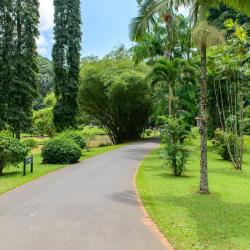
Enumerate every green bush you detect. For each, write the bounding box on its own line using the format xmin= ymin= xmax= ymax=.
xmin=0 ymin=132 xmax=28 ymax=175
xmin=160 ymin=116 xmax=191 ymax=176
xmin=22 ymin=139 xmax=38 ymax=152
xmin=214 ymin=129 xmax=240 ymax=162
xmin=57 ymin=131 xmax=86 ymax=149
xmin=144 ymin=129 xmax=153 ymax=137
xmin=42 ymin=138 xmax=82 ymax=164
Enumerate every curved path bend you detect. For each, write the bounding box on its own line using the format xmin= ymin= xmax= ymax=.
xmin=0 ymin=140 xmax=168 ymax=250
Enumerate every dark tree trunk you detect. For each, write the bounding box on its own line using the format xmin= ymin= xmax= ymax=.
xmin=199 ymin=42 xmax=209 ymax=194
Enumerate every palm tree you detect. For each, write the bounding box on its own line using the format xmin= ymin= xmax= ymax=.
xmin=148 ymin=57 xmax=197 ymax=173
xmin=149 ymin=58 xmax=177 ymax=117
xmin=132 ymin=26 xmax=166 ymax=65
xmin=130 ymin=0 xmax=250 ymax=194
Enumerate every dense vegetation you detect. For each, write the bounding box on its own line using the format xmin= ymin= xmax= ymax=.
xmin=0 ymin=0 xmax=39 ymax=138
xmin=79 ymin=56 xmax=152 ymax=144
xmin=0 ymin=0 xmax=250 ymax=248
xmin=130 ymin=0 xmax=250 ymax=192
xmin=52 ymin=0 xmax=82 ymax=131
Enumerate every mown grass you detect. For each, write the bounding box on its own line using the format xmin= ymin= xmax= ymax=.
xmin=136 ymin=130 xmax=250 ymax=250
xmin=0 ymin=144 xmax=125 ymax=195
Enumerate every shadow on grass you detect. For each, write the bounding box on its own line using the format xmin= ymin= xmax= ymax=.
xmin=141 ymin=191 xmax=250 ymax=248
xmin=157 ymin=172 xmax=194 ymax=179
xmin=0 ymin=171 xmax=22 ymax=178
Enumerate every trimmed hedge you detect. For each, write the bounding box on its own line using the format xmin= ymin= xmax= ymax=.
xmin=42 ymin=138 xmax=81 ymax=164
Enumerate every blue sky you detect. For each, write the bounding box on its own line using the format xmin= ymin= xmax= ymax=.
xmin=38 ymin=0 xmax=139 ymax=59
xmin=38 ymin=1 xmax=189 ymax=59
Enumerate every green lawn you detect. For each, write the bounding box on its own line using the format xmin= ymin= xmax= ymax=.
xmin=136 ymin=130 xmax=250 ymax=250
xmin=0 ymin=144 xmax=125 ymax=195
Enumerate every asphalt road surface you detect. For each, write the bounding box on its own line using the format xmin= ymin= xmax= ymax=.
xmin=0 ymin=140 xmax=168 ymax=250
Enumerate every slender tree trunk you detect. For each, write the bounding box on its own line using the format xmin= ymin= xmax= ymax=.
xmin=199 ymin=42 xmax=209 ymax=194
xmin=168 ymin=82 xmax=177 ymax=174
xmin=168 ymin=83 xmax=174 ymax=117
xmin=0 ymin=166 xmax=3 ymax=176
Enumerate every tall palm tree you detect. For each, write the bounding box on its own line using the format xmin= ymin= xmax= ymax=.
xmin=130 ymin=0 xmax=250 ymax=194
xmin=148 ymin=57 xmax=197 ymax=172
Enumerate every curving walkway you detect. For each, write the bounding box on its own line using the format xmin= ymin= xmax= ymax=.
xmin=0 ymin=140 xmax=168 ymax=250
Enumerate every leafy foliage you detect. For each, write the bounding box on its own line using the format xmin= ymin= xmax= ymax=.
xmin=159 ymin=116 xmax=191 ymax=176
xmin=53 ymin=0 xmax=82 ymax=131
xmin=33 ymin=108 xmax=55 ymax=138
xmin=214 ymin=129 xmax=241 ymax=162
xmin=37 ymin=55 xmax=54 ymax=97
xmin=42 ymin=138 xmax=81 ymax=164
xmin=22 ymin=138 xmax=38 ymax=152
xmin=0 ymin=131 xmax=28 ymax=175
xmin=57 ymin=131 xmax=86 ymax=149
xmin=79 ymin=57 xmax=152 ymax=144
xmin=0 ymin=0 xmax=39 ymax=138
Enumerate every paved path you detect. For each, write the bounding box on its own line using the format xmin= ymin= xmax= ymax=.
xmin=0 ymin=140 xmax=167 ymax=250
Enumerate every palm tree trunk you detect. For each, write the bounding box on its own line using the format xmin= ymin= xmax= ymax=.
xmin=168 ymin=83 xmax=174 ymax=117
xmin=199 ymin=42 xmax=209 ymax=194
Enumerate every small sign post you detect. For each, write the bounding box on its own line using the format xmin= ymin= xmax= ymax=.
xmin=23 ymin=156 xmax=34 ymax=176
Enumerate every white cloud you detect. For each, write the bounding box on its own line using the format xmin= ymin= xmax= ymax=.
xmin=37 ymin=0 xmax=54 ymax=57
xmin=37 ymin=35 xmax=49 ymax=56
xmin=39 ymin=0 xmax=54 ymax=32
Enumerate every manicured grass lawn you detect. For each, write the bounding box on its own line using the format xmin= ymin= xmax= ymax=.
xmin=0 ymin=144 xmax=125 ymax=195
xmin=136 ymin=130 xmax=250 ymax=250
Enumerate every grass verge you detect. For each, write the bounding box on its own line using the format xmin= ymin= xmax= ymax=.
xmin=136 ymin=133 xmax=250 ymax=250
xmin=0 ymin=144 xmax=125 ymax=195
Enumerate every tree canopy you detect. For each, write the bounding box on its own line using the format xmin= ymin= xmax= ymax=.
xmin=78 ymin=56 xmax=152 ymax=144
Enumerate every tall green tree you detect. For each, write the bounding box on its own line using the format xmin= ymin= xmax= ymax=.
xmin=0 ymin=0 xmax=39 ymax=138
xmin=79 ymin=57 xmax=152 ymax=144
xmin=0 ymin=1 xmax=14 ymax=129
xmin=130 ymin=0 xmax=250 ymax=194
xmin=52 ymin=0 xmax=82 ymax=131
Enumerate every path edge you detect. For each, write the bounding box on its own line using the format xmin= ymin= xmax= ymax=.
xmin=133 ymin=148 xmax=174 ymax=250
xmin=0 ymin=144 xmax=126 ymax=197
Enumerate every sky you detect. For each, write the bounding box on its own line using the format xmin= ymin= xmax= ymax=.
xmin=38 ymin=0 xmax=189 ymax=59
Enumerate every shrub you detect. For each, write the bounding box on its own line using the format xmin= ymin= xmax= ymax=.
xmin=42 ymin=138 xmax=81 ymax=164
xmin=214 ymin=129 xmax=240 ymax=162
xmin=144 ymin=129 xmax=153 ymax=137
xmin=22 ymin=139 xmax=38 ymax=152
xmin=57 ymin=131 xmax=86 ymax=149
xmin=0 ymin=132 xmax=28 ymax=175
xmin=162 ymin=143 xmax=190 ymax=176
xmin=160 ymin=116 xmax=191 ymax=176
